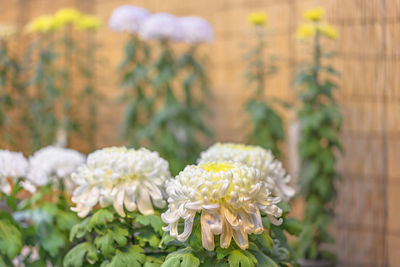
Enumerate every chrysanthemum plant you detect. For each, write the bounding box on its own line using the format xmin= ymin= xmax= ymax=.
xmin=245 ymin=13 xmax=284 ymax=157
xmin=141 ymin=14 xmax=214 ymax=175
xmin=24 ymin=9 xmax=102 ymax=150
xmin=109 ymin=6 xmax=154 ymax=148
xmin=65 ymin=144 xmax=300 ymax=267
xmin=112 ymin=8 xmax=214 ymax=175
xmin=64 ymin=147 xmax=170 ymax=267
xmin=294 ymin=8 xmax=342 ymax=262
xmin=0 ymin=147 xmax=85 ymax=266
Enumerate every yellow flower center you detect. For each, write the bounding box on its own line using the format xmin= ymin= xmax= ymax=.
xmin=200 ymin=162 xmax=234 ymax=172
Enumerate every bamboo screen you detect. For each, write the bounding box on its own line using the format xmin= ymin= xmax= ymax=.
xmin=1 ymin=0 xmax=399 ymax=266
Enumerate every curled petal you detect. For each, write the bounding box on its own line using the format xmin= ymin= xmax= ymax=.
xmin=177 ymin=216 xmax=194 ymax=242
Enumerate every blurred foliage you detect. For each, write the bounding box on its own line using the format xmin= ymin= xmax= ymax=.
xmin=119 ymin=39 xmax=213 ymax=175
xmin=244 ymin=26 xmax=284 ymax=158
xmin=0 ymin=39 xmax=24 ymax=148
xmin=24 ymin=34 xmax=61 ymax=151
xmin=118 ymin=35 xmax=153 ymax=148
xmin=0 ymin=180 xmax=79 ymax=266
xmin=294 ymin=21 xmax=342 ymax=261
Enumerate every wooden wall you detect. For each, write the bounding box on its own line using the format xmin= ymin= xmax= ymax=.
xmin=1 ymin=0 xmax=399 ymax=266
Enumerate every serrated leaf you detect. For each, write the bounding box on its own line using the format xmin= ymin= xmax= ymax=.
xmin=94 ymin=226 xmax=129 ymax=257
xmin=0 ymin=219 xmax=22 ymax=258
xmin=70 ymin=218 xmax=90 ymax=241
xmin=228 ymin=250 xmax=256 ymax=267
xmin=63 ymin=242 xmax=98 ymax=267
xmin=135 ymin=214 xmax=164 ymax=234
xmin=108 ymin=245 xmax=146 ymax=267
xmin=88 ymin=209 xmax=114 ymax=231
xmin=162 ymin=248 xmax=200 ymax=267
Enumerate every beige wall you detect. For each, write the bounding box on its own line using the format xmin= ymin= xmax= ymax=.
xmin=1 ymin=0 xmax=399 ymax=266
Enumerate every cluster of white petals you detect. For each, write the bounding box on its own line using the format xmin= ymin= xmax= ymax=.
xmin=198 ymin=143 xmax=295 ymax=200
xmin=139 ymin=13 xmax=183 ymax=41
xmin=71 ymin=147 xmax=170 ymax=217
xmin=162 ymin=162 xmax=282 ymax=251
xmin=178 ymin=16 xmax=214 ymax=44
xmin=0 ymin=150 xmax=28 ymax=195
xmin=26 ymin=146 xmax=85 ymax=188
xmin=108 ymin=5 xmax=149 ymax=33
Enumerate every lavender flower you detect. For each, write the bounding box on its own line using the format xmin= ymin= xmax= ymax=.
xmin=139 ymin=13 xmax=183 ymax=41
xmin=178 ymin=16 xmax=214 ymax=44
xmin=108 ymin=5 xmax=150 ymax=33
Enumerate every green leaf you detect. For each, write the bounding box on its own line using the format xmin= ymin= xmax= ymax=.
xmin=42 ymin=229 xmax=65 ymax=257
xmin=228 ymin=250 xmax=257 ymax=267
xmin=136 ymin=228 xmax=161 ymax=248
xmin=108 ymin=245 xmax=146 ymax=267
xmin=255 ymin=232 xmax=274 ymax=253
xmin=134 ymin=214 xmax=163 ymax=234
xmin=94 ymin=226 xmax=129 ymax=257
xmin=70 ymin=218 xmax=90 ymax=241
xmin=283 ymin=218 xmax=302 ymax=236
xmin=57 ymin=210 xmax=79 ymax=231
xmin=88 ymin=209 xmax=114 ymax=231
xmin=63 ymin=242 xmax=98 ymax=267
xmin=144 ymin=255 xmax=164 ymax=267
xmin=162 ymin=248 xmax=200 ymax=267
xmin=0 ymin=219 xmax=22 ymax=259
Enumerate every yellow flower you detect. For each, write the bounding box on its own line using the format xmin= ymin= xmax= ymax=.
xmin=75 ymin=15 xmax=102 ymax=31
xmin=296 ymin=23 xmax=316 ymax=40
xmin=248 ymin=12 xmax=267 ymax=26
xmin=53 ymin=8 xmax=82 ymax=27
xmin=318 ymin=23 xmax=338 ymax=39
xmin=303 ymin=7 xmax=325 ymax=22
xmin=26 ymin=15 xmax=61 ymax=34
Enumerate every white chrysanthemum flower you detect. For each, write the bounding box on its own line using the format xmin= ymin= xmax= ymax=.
xmin=108 ymin=5 xmax=150 ymax=33
xmin=71 ymin=147 xmax=171 ymax=218
xmin=198 ymin=143 xmax=295 ymax=200
xmin=0 ymin=150 xmax=28 ymax=195
xmin=162 ymin=162 xmax=282 ymax=251
xmin=139 ymin=13 xmax=183 ymax=41
xmin=178 ymin=16 xmax=214 ymax=44
xmin=26 ymin=146 xmax=85 ymax=188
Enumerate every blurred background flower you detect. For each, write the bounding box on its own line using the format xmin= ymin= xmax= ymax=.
xmin=178 ymin=16 xmax=214 ymax=44
xmin=139 ymin=13 xmax=183 ymax=41
xmin=108 ymin=5 xmax=149 ymax=33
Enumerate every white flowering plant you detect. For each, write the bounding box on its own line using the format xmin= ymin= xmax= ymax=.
xmin=0 ymin=147 xmax=85 ymax=266
xmin=63 ymin=144 xmax=300 ymax=267
xmin=112 ymin=6 xmax=214 ymax=175
xmin=64 ymin=147 xmax=171 ymax=267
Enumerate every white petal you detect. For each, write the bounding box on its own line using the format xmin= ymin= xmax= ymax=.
xmin=201 ymin=212 xmax=215 ymax=251
xmin=177 ymin=216 xmax=194 ymax=242
xmin=124 ymin=192 xmax=137 ymax=212
xmin=137 ymin=187 xmax=154 ymax=215
xmin=161 ymin=209 xmax=180 ymax=224
xmin=113 ymin=189 xmax=125 ymax=217
xmin=220 ymin=218 xmax=232 ymax=248
xmin=232 ymin=228 xmax=249 ymax=250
